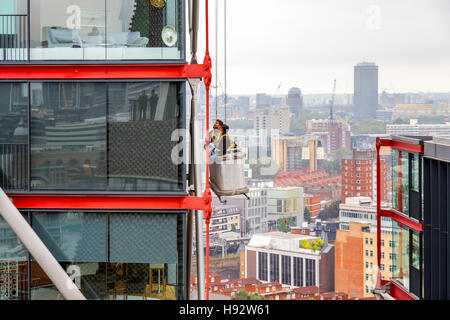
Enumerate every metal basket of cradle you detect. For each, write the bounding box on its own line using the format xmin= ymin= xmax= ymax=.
xmin=209 ymin=150 xmax=249 ymax=201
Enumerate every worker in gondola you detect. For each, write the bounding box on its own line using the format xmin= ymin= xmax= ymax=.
xmin=215 ymin=123 xmax=234 ymax=156
xmin=210 ymin=119 xmax=223 ymax=144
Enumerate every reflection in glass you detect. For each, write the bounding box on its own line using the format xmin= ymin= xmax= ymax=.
xmin=107 ymin=82 xmax=184 ymax=192
xmin=392 ymin=222 xmax=410 ymax=290
xmin=392 ymin=149 xmax=399 ymax=211
xmin=411 ymin=231 xmax=420 ymax=269
xmin=30 ymin=82 xmax=107 ymax=190
xmin=401 ymin=152 xmax=409 ymax=214
xmin=281 ymin=255 xmax=291 ymax=285
xmin=411 ymin=153 xmax=419 ymax=192
xmin=28 ymin=81 xmax=184 ymax=192
xmin=28 ymin=212 xmax=185 ymax=300
xmin=0 ymin=214 xmax=29 ymax=300
xmin=0 ymin=83 xmax=28 ymax=191
xmin=32 ymin=212 xmax=108 ymax=262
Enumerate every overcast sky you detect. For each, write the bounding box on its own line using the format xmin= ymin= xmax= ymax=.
xmin=191 ymin=0 xmax=450 ymax=95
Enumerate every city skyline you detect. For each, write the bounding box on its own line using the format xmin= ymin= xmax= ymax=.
xmin=193 ymin=0 xmax=450 ymax=95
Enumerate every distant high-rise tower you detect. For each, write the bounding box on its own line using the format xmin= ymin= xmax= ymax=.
xmin=256 ymin=93 xmax=271 ymax=108
xmin=354 ymin=62 xmax=378 ymax=119
xmin=286 ymin=87 xmax=303 ymax=118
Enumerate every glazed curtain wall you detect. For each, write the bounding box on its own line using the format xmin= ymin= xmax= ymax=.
xmin=391 ymin=149 xmax=422 ymax=221
xmin=0 ymin=212 xmax=185 ymax=300
xmin=0 ymin=0 xmax=185 ymax=61
xmin=0 ymin=81 xmax=185 ymax=193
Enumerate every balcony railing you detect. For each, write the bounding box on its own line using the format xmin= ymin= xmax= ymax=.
xmin=0 ymin=144 xmax=28 ymax=191
xmin=0 ymin=15 xmax=29 ymax=62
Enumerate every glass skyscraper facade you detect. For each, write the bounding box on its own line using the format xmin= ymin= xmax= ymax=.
xmin=0 ymin=0 xmax=189 ymax=300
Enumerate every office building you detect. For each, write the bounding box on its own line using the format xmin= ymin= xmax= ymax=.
xmin=256 ymin=93 xmax=271 ymax=108
xmin=222 ymin=189 xmax=268 ymax=236
xmin=286 ymin=87 xmax=304 ymax=118
xmin=354 ymin=62 xmax=379 ymax=119
xmin=376 ymin=136 xmax=450 ymax=300
xmin=265 ymin=187 xmax=304 ymax=232
xmin=244 ymin=231 xmax=335 ymax=292
xmin=341 ymin=150 xmax=388 ymax=204
xmin=254 ymin=106 xmax=290 ymax=137
xmin=306 ymin=119 xmax=351 ymax=156
xmin=387 ymin=120 xmax=450 ymax=137
xmin=335 ymin=221 xmax=393 ymax=299
xmin=391 ymin=103 xmax=450 ymax=121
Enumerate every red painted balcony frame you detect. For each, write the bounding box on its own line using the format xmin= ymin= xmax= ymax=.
xmin=376 ymin=137 xmax=424 ymax=300
xmin=8 ymin=194 xmax=210 ymax=212
xmin=0 ymin=64 xmax=206 ymax=80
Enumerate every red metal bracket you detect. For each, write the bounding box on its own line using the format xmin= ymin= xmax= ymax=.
xmin=389 ymin=280 xmax=419 ymax=300
xmin=379 ymin=138 xmax=424 ymax=153
xmin=381 ymin=209 xmax=424 ymax=232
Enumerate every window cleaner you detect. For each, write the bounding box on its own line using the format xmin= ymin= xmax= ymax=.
xmin=208 ymin=122 xmax=249 ymax=202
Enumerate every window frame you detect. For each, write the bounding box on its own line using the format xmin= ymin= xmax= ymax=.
xmin=0 ymin=0 xmax=187 ymax=64
xmin=1 ymin=78 xmax=187 ymax=195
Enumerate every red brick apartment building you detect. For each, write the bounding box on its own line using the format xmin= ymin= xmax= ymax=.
xmin=304 ymin=194 xmax=322 ymax=218
xmin=341 ymin=150 xmax=388 ymax=203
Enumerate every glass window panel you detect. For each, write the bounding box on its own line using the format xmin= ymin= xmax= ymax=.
xmin=30 ymin=82 xmax=107 ymax=190
xmin=392 ymin=149 xmax=399 ymax=211
xmin=0 ymin=213 xmax=29 ymax=300
xmin=0 ymin=214 xmax=28 ymax=261
xmin=281 ymin=255 xmax=291 ymax=285
xmin=109 ymin=213 xmax=178 ymax=264
xmin=269 ymin=253 xmax=279 ymax=283
xmin=411 ymin=153 xmax=419 ymax=192
xmin=411 ymin=231 xmax=420 ymax=269
xmin=105 ymin=0 xmax=184 ymax=60
xmin=401 ymin=152 xmax=409 ymax=214
xmin=392 ymin=221 xmax=410 ymax=290
xmin=28 ymin=0 xmax=184 ymax=61
xmin=30 ymin=260 xmax=63 ymax=300
xmin=30 ymin=0 xmax=106 ymax=60
xmin=32 ymin=212 xmax=107 ymax=262
xmin=0 ymin=0 xmax=27 ymax=15
xmin=107 ymin=82 xmax=184 ymax=192
xmin=0 ymin=83 xmax=28 ymax=191
xmin=305 ymin=258 xmax=316 ymax=286
xmin=293 ymin=257 xmax=303 ymax=287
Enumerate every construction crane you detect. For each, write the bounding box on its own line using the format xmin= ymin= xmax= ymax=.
xmin=329 ymin=79 xmax=336 ymax=121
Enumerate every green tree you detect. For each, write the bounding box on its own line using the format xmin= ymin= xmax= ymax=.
xmin=249 ymin=292 xmax=265 ymax=300
xmin=235 ymin=290 xmax=248 ymax=300
xmin=311 ymin=238 xmax=324 ymax=251
xmin=231 ymin=223 xmax=237 ymax=232
xmin=393 ymin=118 xmax=409 ymax=124
xmin=318 ymin=200 xmax=341 ymax=220
xmin=323 ymin=148 xmax=352 ymax=175
xmin=351 ymin=119 xmax=386 ymax=135
xmin=304 ymin=207 xmax=311 ymax=223
xmin=277 ymin=217 xmax=295 ymax=233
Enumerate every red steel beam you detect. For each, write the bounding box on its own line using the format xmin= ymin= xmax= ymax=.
xmin=381 ymin=209 xmax=424 ymax=232
xmin=389 ymin=280 xmax=419 ymax=300
xmin=8 ymin=194 xmax=208 ymax=212
xmin=0 ymin=64 xmax=205 ymax=80
xmin=380 ymin=138 xmax=424 ymax=153
xmin=376 ymin=138 xmax=382 ymax=269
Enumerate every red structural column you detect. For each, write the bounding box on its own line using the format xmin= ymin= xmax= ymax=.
xmin=203 ymin=0 xmax=213 ymax=301
xmin=376 ymin=138 xmax=382 ymax=269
